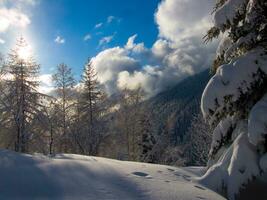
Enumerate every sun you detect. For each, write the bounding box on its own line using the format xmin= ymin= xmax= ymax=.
xmin=17 ymin=45 xmax=32 ymax=61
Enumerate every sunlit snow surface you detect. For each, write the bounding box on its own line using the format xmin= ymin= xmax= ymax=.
xmin=0 ymin=150 xmax=225 ymax=200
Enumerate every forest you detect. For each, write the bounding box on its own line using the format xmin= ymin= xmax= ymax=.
xmin=0 ymin=37 xmax=210 ymax=166
xmin=0 ymin=0 xmax=267 ymax=199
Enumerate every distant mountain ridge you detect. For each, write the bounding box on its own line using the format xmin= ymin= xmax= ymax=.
xmin=145 ymin=69 xmax=211 ymax=144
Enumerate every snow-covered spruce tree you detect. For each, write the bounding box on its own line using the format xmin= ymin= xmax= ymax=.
xmin=186 ymin=114 xmax=212 ymax=166
xmin=138 ymin=113 xmax=156 ymax=163
xmin=198 ymin=0 xmax=267 ymax=199
xmin=0 ymin=37 xmax=44 ymax=152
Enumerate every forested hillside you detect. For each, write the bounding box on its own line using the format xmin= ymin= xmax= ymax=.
xmin=147 ymin=69 xmax=210 ymax=144
xmin=141 ymin=69 xmax=211 ymax=166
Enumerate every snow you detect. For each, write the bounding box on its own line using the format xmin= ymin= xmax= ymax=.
xmin=209 ymin=116 xmax=236 ymax=156
xmin=201 ymin=47 xmax=267 ymax=122
xmin=214 ymin=0 xmax=248 ymax=29
xmin=227 ymin=133 xmax=260 ymax=199
xmin=260 ymin=153 xmax=267 ymax=172
xmin=248 ymin=93 xmax=267 ymax=146
xmin=0 ymin=149 xmax=226 ymax=200
xmin=198 ymin=133 xmax=260 ymax=200
xmin=224 ymin=33 xmax=256 ymax=61
xmin=201 ymin=0 xmax=267 ymax=199
xmin=216 ymin=32 xmax=232 ymax=56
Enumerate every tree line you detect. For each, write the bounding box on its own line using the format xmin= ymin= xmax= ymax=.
xmin=0 ymin=37 xmax=158 ymax=161
xmin=0 ymin=37 xmax=211 ymax=165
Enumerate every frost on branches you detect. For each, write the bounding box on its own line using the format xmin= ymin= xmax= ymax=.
xmin=198 ymin=0 xmax=267 ymax=199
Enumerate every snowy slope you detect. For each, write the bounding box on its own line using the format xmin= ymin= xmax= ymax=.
xmin=0 ymin=150 xmax=225 ymax=200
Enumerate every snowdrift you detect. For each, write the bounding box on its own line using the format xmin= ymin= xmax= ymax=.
xmin=0 ymin=149 xmax=225 ymax=200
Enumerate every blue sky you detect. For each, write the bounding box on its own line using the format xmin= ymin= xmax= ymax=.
xmin=0 ymin=0 xmax=215 ymax=95
xmin=1 ymin=0 xmax=160 ymax=77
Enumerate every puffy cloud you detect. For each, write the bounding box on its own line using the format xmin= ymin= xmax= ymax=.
xmin=0 ymin=8 xmax=30 ymax=32
xmin=117 ymin=67 xmax=160 ymax=95
xmin=0 ymin=0 xmax=38 ymax=33
xmin=38 ymin=74 xmax=54 ymax=94
xmin=91 ymin=47 xmax=140 ymax=94
xmin=54 ymin=36 xmax=65 ymax=44
xmin=125 ymin=34 xmax=146 ymax=54
xmin=92 ymin=34 xmax=215 ymax=97
xmin=91 ymin=0 xmax=217 ymax=97
xmin=155 ymin=0 xmax=214 ymax=42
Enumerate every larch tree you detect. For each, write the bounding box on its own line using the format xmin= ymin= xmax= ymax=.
xmin=52 ymin=63 xmax=75 ymax=152
xmin=199 ymin=0 xmax=267 ymax=199
xmin=115 ymin=87 xmax=151 ymax=161
xmin=79 ymin=60 xmax=105 ymax=155
xmin=0 ymin=37 xmax=44 ymax=153
xmin=42 ymin=100 xmax=60 ymax=155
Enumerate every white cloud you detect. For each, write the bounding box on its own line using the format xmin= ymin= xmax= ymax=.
xmin=107 ymin=16 xmax=115 ymax=23
xmin=125 ymin=34 xmax=146 ymax=53
xmin=91 ymin=47 xmax=139 ymax=94
xmin=90 ymin=0 xmax=218 ymax=97
xmin=54 ymin=36 xmax=65 ymax=44
xmin=0 ymin=0 xmax=38 ymax=33
xmin=99 ymin=35 xmax=114 ymax=46
xmin=117 ymin=70 xmax=155 ymax=92
xmin=0 ymin=8 xmax=31 ymax=32
xmin=95 ymin=23 xmax=103 ymax=29
xmin=0 ymin=72 xmax=54 ymax=94
xmin=93 ymin=35 xmax=216 ymax=97
xmin=155 ymin=0 xmax=213 ymax=42
xmin=83 ymin=34 xmax=91 ymax=41
xmin=38 ymin=74 xmax=54 ymax=94
xmin=0 ymin=38 xmax=5 ymax=44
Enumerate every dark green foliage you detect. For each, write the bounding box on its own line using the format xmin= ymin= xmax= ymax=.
xmin=145 ymin=70 xmax=210 ymax=145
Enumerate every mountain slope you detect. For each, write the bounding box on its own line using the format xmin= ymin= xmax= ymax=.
xmin=146 ymin=69 xmax=210 ymax=144
xmin=0 ymin=149 xmax=225 ymax=200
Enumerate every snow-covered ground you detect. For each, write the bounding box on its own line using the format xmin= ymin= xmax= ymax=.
xmin=0 ymin=149 xmax=225 ymax=200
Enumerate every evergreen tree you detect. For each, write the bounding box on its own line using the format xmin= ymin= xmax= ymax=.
xmin=186 ymin=114 xmax=211 ymax=166
xmin=138 ymin=113 xmax=156 ymax=163
xmin=200 ymin=0 xmax=267 ymax=199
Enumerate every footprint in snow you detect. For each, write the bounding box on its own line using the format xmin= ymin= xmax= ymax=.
xmin=196 ymin=196 xmax=206 ymax=199
xmin=167 ymin=168 xmax=175 ymax=172
xmin=132 ymin=172 xmax=152 ymax=179
xmin=194 ymin=185 xmax=206 ymax=190
xmin=182 ymin=175 xmax=191 ymax=181
xmin=183 ymin=174 xmax=191 ymax=178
